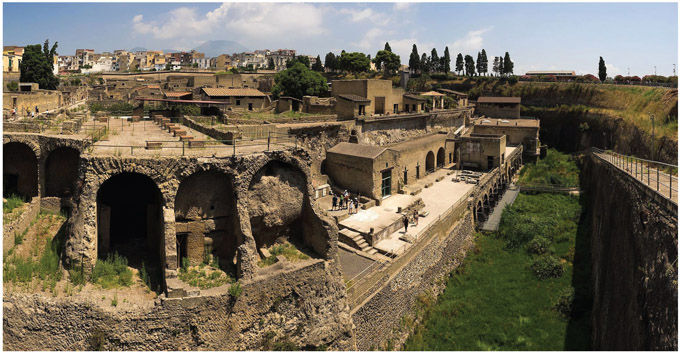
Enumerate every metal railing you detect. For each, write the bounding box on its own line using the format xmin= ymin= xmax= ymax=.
xmin=591 ymin=147 xmax=677 ymax=202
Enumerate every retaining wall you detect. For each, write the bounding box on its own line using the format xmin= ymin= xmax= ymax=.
xmin=3 ymin=197 xmax=41 ymax=252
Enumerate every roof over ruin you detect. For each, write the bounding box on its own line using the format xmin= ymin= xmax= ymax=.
xmin=477 ymin=96 xmax=521 ymax=104
xmin=419 ymin=91 xmax=445 ymax=97
xmin=473 ymin=118 xmax=539 ymax=127
xmin=337 ymin=94 xmax=371 ymax=103
xmin=202 ymin=88 xmax=266 ymax=97
xmin=403 ymin=94 xmax=427 ymax=101
xmin=164 ymin=91 xmax=192 ymax=98
xmin=327 ymin=142 xmax=387 ymax=159
xmin=437 ymin=88 xmax=468 ymax=96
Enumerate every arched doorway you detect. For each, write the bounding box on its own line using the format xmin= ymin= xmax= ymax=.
xmin=247 ymin=161 xmax=324 ymax=259
xmin=3 ymin=142 xmax=38 ymax=199
xmin=97 ymin=173 xmax=164 ymax=288
xmin=175 ymin=170 xmax=239 ymax=275
xmin=45 ymin=147 xmax=80 ymax=198
xmin=437 ymin=148 xmax=445 ymax=168
xmin=425 ymin=151 xmax=435 ymax=173
xmin=476 ymin=200 xmax=485 ymax=222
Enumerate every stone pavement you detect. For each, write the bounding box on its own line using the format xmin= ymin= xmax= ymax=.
xmin=480 ymin=185 xmax=520 ymax=232
xmin=373 ymin=169 xmax=475 ymax=257
xmin=338 ymin=248 xmax=377 ymax=280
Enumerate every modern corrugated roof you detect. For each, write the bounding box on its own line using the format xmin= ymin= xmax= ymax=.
xmin=327 ymin=142 xmax=387 ymax=159
xmin=202 ymin=87 xmax=266 ymax=97
xmin=477 ymin=96 xmax=521 ymax=104
xmin=337 ymin=94 xmax=371 ymax=103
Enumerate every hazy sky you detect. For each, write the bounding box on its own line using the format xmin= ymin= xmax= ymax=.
xmin=3 ymin=2 xmax=678 ymax=77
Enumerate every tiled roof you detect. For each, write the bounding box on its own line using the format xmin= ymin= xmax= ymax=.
xmin=202 ymin=88 xmax=266 ymax=97
xmin=419 ymin=91 xmax=445 ymax=96
xmin=328 ymin=142 xmax=387 ymax=159
xmin=164 ymin=91 xmax=192 ymax=98
xmin=477 ymin=96 xmax=521 ymax=104
xmin=337 ymin=94 xmax=371 ymax=103
xmin=437 ymin=88 xmax=468 ymax=96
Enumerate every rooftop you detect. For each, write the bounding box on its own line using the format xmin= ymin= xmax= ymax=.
xmin=437 ymin=88 xmax=468 ymax=96
xmin=477 ymin=96 xmax=521 ymax=104
xmin=403 ymin=94 xmax=427 ymax=101
xmin=327 ymin=142 xmax=387 ymax=159
xmin=337 ymin=94 xmax=371 ymax=103
xmin=419 ymin=91 xmax=445 ymax=97
xmin=164 ymin=91 xmax=192 ymax=98
xmin=202 ymin=88 xmax=266 ymax=97
xmin=388 ymin=133 xmax=447 ymax=152
xmin=474 ymin=118 xmax=540 ymax=128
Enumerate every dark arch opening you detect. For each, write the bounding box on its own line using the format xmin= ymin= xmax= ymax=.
xmin=247 ymin=161 xmax=325 ymax=260
xmin=3 ymin=142 xmax=38 ymax=200
xmin=175 ymin=170 xmax=239 ymax=276
xmin=425 ymin=151 xmax=435 ymax=172
xmin=97 ymin=173 xmax=164 ymax=290
xmin=476 ymin=200 xmax=484 ymax=222
xmin=437 ymin=147 xmax=445 ymax=168
xmin=45 ymin=147 xmax=80 ymax=198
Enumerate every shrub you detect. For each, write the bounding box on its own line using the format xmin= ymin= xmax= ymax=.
xmin=530 ymin=255 xmax=564 ymax=280
xmin=526 ymin=236 xmax=552 ymax=255
xmin=229 ymin=281 xmax=243 ymax=298
xmin=6 ymin=81 xmax=18 ymax=91
xmin=91 ymin=253 xmax=133 ymax=288
xmin=3 ymin=194 xmax=25 ymax=214
xmin=554 ymin=287 xmax=575 ymax=317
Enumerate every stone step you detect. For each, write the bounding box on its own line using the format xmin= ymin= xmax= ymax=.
xmin=356 ymin=240 xmax=369 ymax=249
xmin=339 ymin=228 xmax=360 ymax=239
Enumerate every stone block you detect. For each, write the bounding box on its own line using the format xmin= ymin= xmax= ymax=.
xmin=189 ymin=140 xmax=205 ymax=148
xmin=259 ymin=248 xmax=271 ymax=259
xmin=179 ymin=135 xmax=194 ymax=142
xmin=145 ymin=141 xmax=162 ymax=150
xmin=173 ymin=129 xmax=187 ymax=137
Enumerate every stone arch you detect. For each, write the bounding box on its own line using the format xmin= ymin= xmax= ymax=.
xmin=3 ymin=142 xmax=39 ymax=199
xmin=246 ymin=160 xmax=327 ymax=259
xmin=96 ymin=172 xmax=165 ymax=288
xmin=437 ymin=147 xmax=445 ymax=168
xmin=483 ymin=194 xmax=490 ymax=213
xmin=174 ymin=169 xmax=240 ymax=274
xmin=45 ymin=146 xmax=80 ymax=198
xmin=476 ymin=200 xmax=485 ymax=222
xmin=426 ymin=151 xmax=435 ymax=172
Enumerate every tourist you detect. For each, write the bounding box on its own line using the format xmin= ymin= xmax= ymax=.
xmin=35 ymin=106 xmax=39 ymax=114
xmin=332 ymin=194 xmax=338 ymax=211
xmin=348 ymin=199 xmax=354 ymax=214
xmin=413 ymin=210 xmax=419 ymax=226
xmin=402 ymin=214 xmax=409 ymax=233
xmin=338 ymin=195 xmax=344 ymax=210
xmin=354 ymin=198 xmax=360 ymax=213
xmin=344 ymin=191 xmax=350 ymax=210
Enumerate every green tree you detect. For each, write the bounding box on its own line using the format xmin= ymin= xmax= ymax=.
xmin=455 ymin=53 xmax=464 ymax=75
xmin=409 ymin=44 xmax=420 ymax=74
xmin=464 ymin=55 xmax=475 ymax=76
xmin=503 ymin=52 xmax=514 ymax=75
xmin=430 ymin=48 xmax=439 ymax=73
xmin=492 ymin=56 xmax=500 ymax=76
xmin=598 ymin=56 xmax=607 ymax=82
xmin=165 ymin=63 xmax=172 ymax=71
xmin=373 ymin=50 xmax=401 ymax=76
xmin=498 ymin=55 xmax=505 ymax=76
xmin=442 ymin=47 xmax=451 ymax=74
xmin=20 ymin=40 xmax=59 ymax=90
xmin=6 ymin=81 xmax=18 ymax=91
xmin=271 ymin=62 xmax=328 ymax=100
xmin=267 ymin=58 xmax=275 ymax=70
xmin=476 ymin=52 xmax=482 ymax=76
xmin=384 ymin=42 xmax=392 ymax=52
xmin=338 ymin=52 xmax=370 ymax=73
xmin=480 ymin=49 xmax=488 ymax=76
xmin=286 ymin=55 xmax=311 ymax=69
xmin=312 ymin=55 xmax=324 ymax=72
xmin=420 ymin=53 xmax=428 ymax=74
xmin=324 ymin=52 xmax=337 ymax=72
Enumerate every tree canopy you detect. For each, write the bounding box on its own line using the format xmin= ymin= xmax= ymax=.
xmin=442 ymin=47 xmax=451 ymax=74
xmin=409 ymin=44 xmax=420 ymax=74
xmin=430 ymin=48 xmax=439 ymax=73
xmin=464 ymin=55 xmax=475 ymax=76
xmin=503 ymin=52 xmax=514 ymax=75
xmin=455 ymin=53 xmax=464 ymax=75
xmin=338 ymin=52 xmax=370 ymax=73
xmin=286 ymin=55 xmax=311 ymax=69
xmin=598 ymin=57 xmax=607 ymax=82
xmin=20 ymin=40 xmax=59 ymax=90
xmin=312 ymin=55 xmax=324 ymax=72
xmin=384 ymin=42 xmax=392 ymax=52
xmin=373 ymin=50 xmax=401 ymax=76
xmin=479 ymin=49 xmax=488 ymax=76
xmin=271 ymin=62 xmax=328 ymax=100
xmin=324 ymin=52 xmax=337 ymax=72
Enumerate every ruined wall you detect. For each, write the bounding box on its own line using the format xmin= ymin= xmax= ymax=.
xmin=4 ymin=90 xmax=63 ymax=114
xmin=351 ymin=211 xmax=475 ymax=350
xmin=3 ymin=260 xmax=355 ymax=351
xmin=581 ymin=154 xmax=677 ymax=350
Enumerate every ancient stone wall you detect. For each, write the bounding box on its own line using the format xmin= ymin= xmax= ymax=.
xmin=3 ymin=260 xmax=355 ymax=351
xmin=351 ymin=211 xmax=475 ymax=350
xmin=581 ymin=154 xmax=677 ymax=350
xmin=3 ymin=197 xmax=41 ymax=252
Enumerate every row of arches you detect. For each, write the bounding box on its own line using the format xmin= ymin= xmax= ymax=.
xmin=3 ymin=142 xmax=80 ymax=201
xmin=472 ymin=154 xmax=523 ymax=225
xmin=425 ymin=147 xmax=447 ymax=174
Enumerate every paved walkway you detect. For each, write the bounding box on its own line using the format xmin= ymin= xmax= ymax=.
xmin=596 ymin=152 xmax=678 ymax=203
xmin=374 ymin=169 xmax=475 ymax=256
xmin=480 ymin=186 xmax=520 ymax=232
xmin=338 ymin=248 xmax=376 ymax=280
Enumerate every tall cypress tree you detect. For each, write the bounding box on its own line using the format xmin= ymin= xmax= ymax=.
xmin=492 ymin=56 xmax=500 ymax=76
xmin=312 ymin=55 xmax=324 ymax=72
xmin=20 ymin=39 xmax=59 ymax=90
xmin=324 ymin=52 xmax=336 ymax=72
xmin=598 ymin=56 xmax=607 ymax=82
xmin=384 ymin=42 xmax=392 ymax=52
xmin=480 ymin=49 xmax=488 ymax=76
xmin=430 ymin=48 xmax=439 ymax=73
xmin=476 ymin=52 xmax=482 ymax=76
xmin=498 ymin=56 xmax=505 ymax=76
xmin=420 ymin=53 xmax=428 ymax=73
xmin=455 ymin=53 xmax=464 ymax=75
xmin=464 ymin=55 xmax=475 ymax=76
xmin=443 ymin=47 xmax=451 ymax=74
xmin=409 ymin=44 xmax=420 ymax=74
xmin=503 ymin=52 xmax=513 ymax=75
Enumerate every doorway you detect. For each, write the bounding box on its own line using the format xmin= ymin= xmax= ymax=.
xmin=381 ymin=170 xmax=392 ymax=198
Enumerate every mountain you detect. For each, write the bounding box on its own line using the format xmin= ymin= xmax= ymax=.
xmin=193 ymin=40 xmax=250 ymax=58
xmin=129 ymin=47 xmax=148 ymax=52
xmin=163 ymin=49 xmax=180 ymax=54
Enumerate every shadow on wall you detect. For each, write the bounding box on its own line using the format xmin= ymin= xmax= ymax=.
xmin=3 ymin=142 xmax=38 ymax=199
xmin=246 ymin=160 xmax=331 ymax=260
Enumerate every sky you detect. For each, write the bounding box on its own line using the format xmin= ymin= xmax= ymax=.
xmin=3 ymin=1 xmax=678 ymax=77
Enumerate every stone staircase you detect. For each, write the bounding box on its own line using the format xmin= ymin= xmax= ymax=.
xmin=338 ymin=228 xmax=377 ymax=255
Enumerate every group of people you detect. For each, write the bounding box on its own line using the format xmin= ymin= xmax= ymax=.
xmin=331 ymin=190 xmax=361 ymax=214
xmin=10 ymin=106 xmax=40 ymax=118
xmin=402 ymin=210 xmax=420 ymax=233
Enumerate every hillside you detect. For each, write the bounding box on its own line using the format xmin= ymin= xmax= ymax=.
xmin=193 ymin=40 xmax=250 ymax=57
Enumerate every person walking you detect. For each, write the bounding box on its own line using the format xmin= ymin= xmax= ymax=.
xmin=332 ymin=194 xmax=338 ymax=211
xmin=348 ymin=199 xmax=354 ymax=214
xmin=344 ymin=192 xmax=350 ymax=210
xmin=413 ymin=210 xmax=419 ymax=226
xmin=402 ymin=214 xmax=409 ymax=233
xmin=338 ymin=195 xmax=344 ymax=210
xmin=354 ymin=198 xmax=360 ymax=213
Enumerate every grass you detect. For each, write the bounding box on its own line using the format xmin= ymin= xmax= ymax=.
xmin=178 ymin=258 xmax=234 ymax=290
xmin=90 ymin=253 xmax=133 ymax=289
xmin=518 ymin=149 xmax=580 ymax=187
xmin=404 ymin=192 xmax=591 ymax=351
xmin=3 ymin=194 xmax=26 ymax=224
xmin=257 ymin=241 xmax=310 ymax=267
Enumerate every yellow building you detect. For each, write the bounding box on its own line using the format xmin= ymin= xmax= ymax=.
xmin=3 ymin=46 xmax=23 ymax=73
